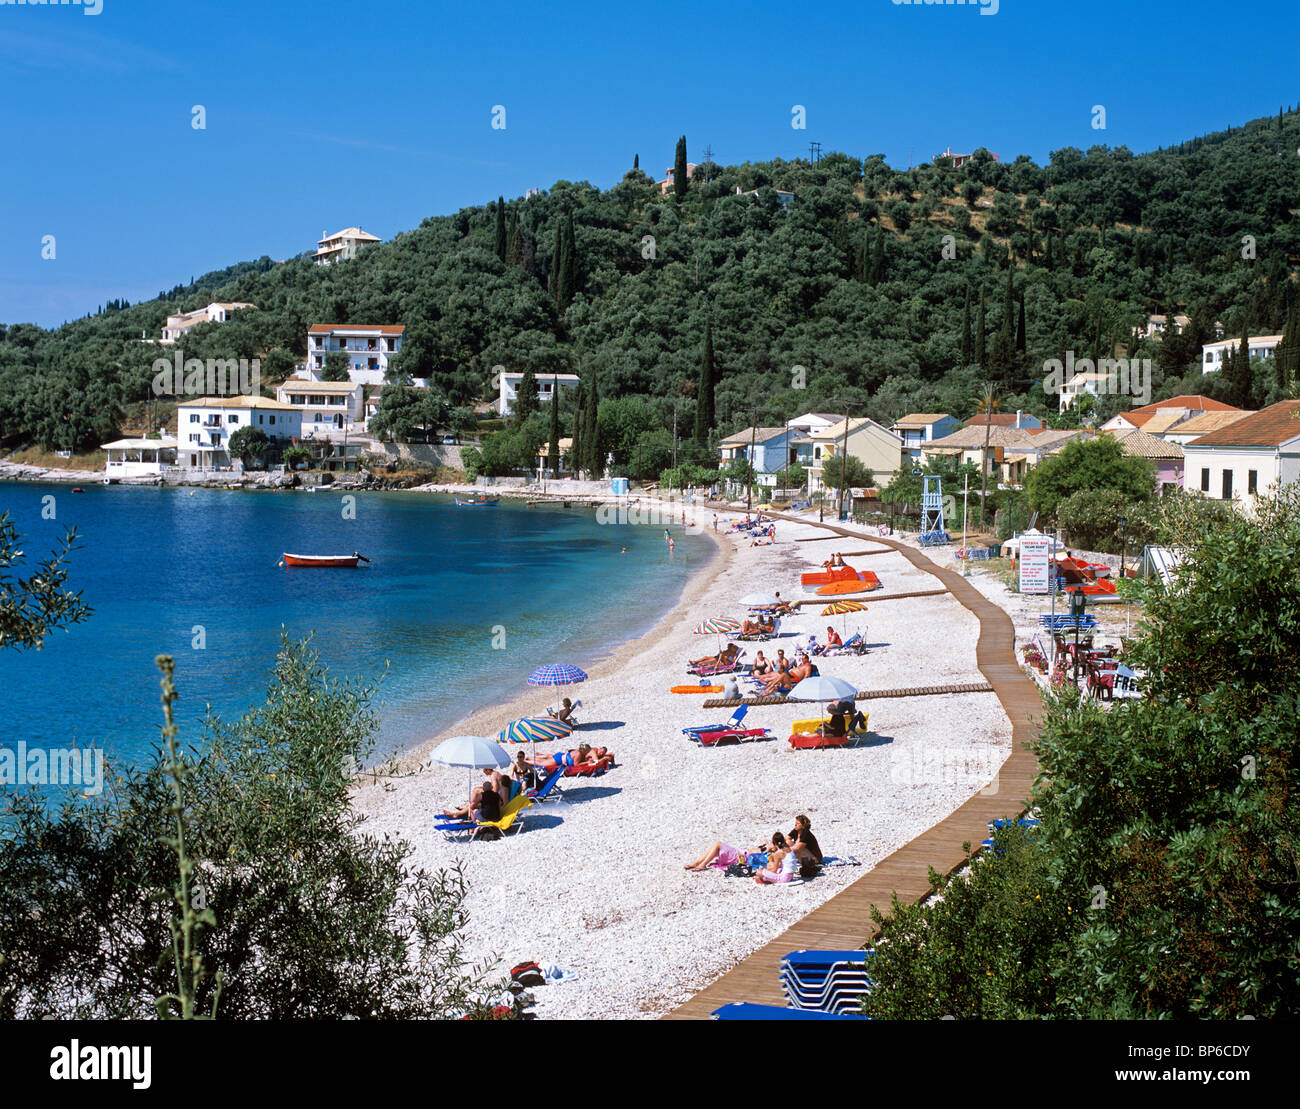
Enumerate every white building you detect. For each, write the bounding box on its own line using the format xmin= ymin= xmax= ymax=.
xmin=1181 ymin=400 xmax=1300 ymax=513
xmin=1201 ymin=334 xmax=1283 ymax=374
xmin=102 ymin=437 xmax=178 ymax=479
xmin=313 ymin=226 xmax=381 ymax=266
xmin=175 ymin=396 xmax=302 ymax=471
xmin=497 ymin=371 xmax=580 ymax=417
xmin=1057 ymin=372 xmax=1112 ymax=412
xmin=159 ymin=301 xmax=255 ymax=344
xmin=276 ymin=378 xmax=365 ymax=440
xmin=306 ymin=324 xmax=412 ymax=387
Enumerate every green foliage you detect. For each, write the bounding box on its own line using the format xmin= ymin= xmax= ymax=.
xmin=227 ymin=425 xmax=269 ymax=468
xmin=321 ymin=351 xmax=350 ymax=382
xmin=282 ymin=444 xmax=312 ymax=471
xmin=1025 ymin=435 xmax=1155 ymax=518
xmin=0 ymin=512 xmax=92 ymax=651
xmin=0 ymin=638 xmax=502 ymax=1018
xmin=368 ymin=387 xmax=450 ymax=443
xmin=513 ymin=366 xmax=538 ymax=427
xmin=821 ymin=453 xmax=873 ymax=491
xmin=864 ymin=483 xmax=1300 ymax=1018
xmin=1054 ymin=488 xmax=1153 ymax=551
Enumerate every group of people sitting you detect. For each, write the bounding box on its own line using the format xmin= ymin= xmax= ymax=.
xmin=684 ymin=814 xmax=824 ymax=884
xmin=750 ymin=650 xmax=818 ymax=694
xmin=740 ymin=614 xmax=776 ymax=636
xmin=815 ymin=699 xmax=867 ymax=737
xmin=821 ymin=552 xmax=849 ymax=571
xmin=442 ymin=744 xmax=614 ymax=823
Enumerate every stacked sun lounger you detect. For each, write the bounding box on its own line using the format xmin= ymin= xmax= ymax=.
xmin=778 ymin=950 xmax=873 ymax=1015
xmin=1038 ymin=613 xmax=1098 ymax=631
xmin=710 ymin=1002 xmax=865 ymax=1020
xmin=980 ymin=816 xmax=1041 ymax=854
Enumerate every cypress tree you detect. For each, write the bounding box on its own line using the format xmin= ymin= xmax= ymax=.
xmin=582 ymin=372 xmax=600 ymax=476
xmin=1277 ymin=288 xmax=1299 ymax=391
xmin=1016 ymin=293 xmax=1027 ymax=353
xmin=976 ymin=285 xmax=987 ymax=371
xmin=633 ymin=153 xmax=639 ymax=170
xmin=571 ymin=384 xmax=583 ymax=474
xmin=1234 ymin=327 xmax=1253 ymax=408
xmin=694 ymin=317 xmax=715 ymax=445
xmin=494 ymin=197 xmax=507 ymax=261
xmin=960 ymin=287 xmax=972 ymax=366
xmin=673 ymin=136 xmax=688 ymax=201
xmin=547 ymin=376 xmax=560 ymax=474
xmin=506 ymin=222 xmax=522 ymax=268
xmin=549 ymin=222 xmax=563 ymax=302
xmin=562 ymin=212 xmax=578 ymax=307
xmin=514 ymin=366 xmax=538 ymax=427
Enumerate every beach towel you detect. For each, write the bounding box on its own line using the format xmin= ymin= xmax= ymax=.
xmin=542 ymin=964 xmax=580 ymax=983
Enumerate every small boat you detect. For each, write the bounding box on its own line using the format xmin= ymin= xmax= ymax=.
xmin=280 ymin=552 xmax=370 ymax=568
xmin=456 ymin=495 xmax=499 ymax=506
xmin=71 ymin=487 xmax=85 ymax=494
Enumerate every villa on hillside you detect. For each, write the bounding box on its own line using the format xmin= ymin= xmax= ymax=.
xmin=175 ymin=396 xmax=302 ymax=471
xmin=1140 ymin=313 xmax=1192 ymax=341
xmin=497 ymin=371 xmax=580 ymax=417
xmin=1182 ymin=400 xmax=1300 ymax=511
xmin=306 ymin=324 xmax=412 ymax=387
xmin=159 ymin=301 xmax=255 ymax=344
xmin=313 ymin=227 xmax=381 ymax=265
xmin=1161 ymin=409 xmax=1255 ymax=446
xmin=1202 ymin=334 xmax=1283 ymax=374
xmin=657 ymin=162 xmax=697 ymax=195
xmin=276 ymin=378 xmax=365 ymax=440
xmin=1100 ymin=395 xmax=1238 ymax=435
xmin=937 ymin=146 xmax=999 ymax=168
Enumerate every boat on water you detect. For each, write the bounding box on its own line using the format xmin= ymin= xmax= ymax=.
xmin=455 ymin=495 xmax=499 ymax=506
xmin=280 ymin=552 xmax=370 ymax=568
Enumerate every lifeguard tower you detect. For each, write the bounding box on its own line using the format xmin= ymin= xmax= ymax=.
xmin=919 ymin=475 xmax=950 ymax=546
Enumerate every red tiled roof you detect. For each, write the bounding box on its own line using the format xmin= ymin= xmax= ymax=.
xmin=1184 ymin=401 xmax=1300 ymax=448
xmin=307 ymin=324 xmax=405 ymax=335
xmin=1130 ymin=394 xmax=1237 ymax=415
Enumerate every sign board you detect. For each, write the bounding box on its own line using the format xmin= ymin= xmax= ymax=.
xmin=1018 ymin=536 xmax=1052 ymax=594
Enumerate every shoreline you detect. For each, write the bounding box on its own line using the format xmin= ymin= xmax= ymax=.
xmin=385 ymin=512 xmax=730 ymax=772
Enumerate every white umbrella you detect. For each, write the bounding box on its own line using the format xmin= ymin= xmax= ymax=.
xmin=428 ymin=734 xmax=512 ymax=801
xmin=740 ymin=592 xmax=780 ymax=608
xmin=787 ymin=674 xmax=859 ymax=730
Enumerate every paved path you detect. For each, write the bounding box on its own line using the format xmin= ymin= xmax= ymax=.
xmin=665 ymin=520 xmax=1042 ymax=1019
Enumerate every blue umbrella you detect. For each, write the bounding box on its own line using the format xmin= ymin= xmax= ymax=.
xmin=527 ymin=664 xmax=588 ymax=687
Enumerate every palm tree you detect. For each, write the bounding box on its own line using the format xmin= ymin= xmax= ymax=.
xmin=975 ymin=385 xmax=1000 ymax=528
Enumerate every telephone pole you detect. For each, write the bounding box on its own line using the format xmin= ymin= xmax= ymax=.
xmin=808 ymin=141 xmax=822 ymax=164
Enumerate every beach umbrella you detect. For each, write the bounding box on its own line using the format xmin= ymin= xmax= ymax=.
xmin=787 ymin=674 xmax=860 ymax=730
xmin=498 ymin=716 xmax=572 ymax=745
xmin=428 ymin=734 xmax=512 ymax=800
xmin=821 ymin=600 xmax=867 ymax=639
xmin=740 ymin=592 xmax=780 ymax=609
xmin=694 ymin=616 xmax=742 ymax=651
xmin=527 ymin=663 xmax=588 ymax=687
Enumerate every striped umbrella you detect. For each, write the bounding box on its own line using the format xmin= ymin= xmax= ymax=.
xmin=499 ymin=716 xmax=572 ymax=744
xmin=527 ymin=663 xmax=588 ymax=686
xmin=821 ymin=599 xmax=867 ymax=639
xmin=694 ymin=616 xmax=742 ymax=652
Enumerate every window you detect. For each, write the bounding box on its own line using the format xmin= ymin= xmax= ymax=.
xmin=1200 ymin=468 xmax=1210 ymax=492
xmin=1222 ymin=470 xmax=1232 ymax=499
xmin=1248 ymin=469 xmax=1257 ymax=494
xmin=227 ymin=414 xmax=239 ymax=424
xmin=190 ymin=414 xmax=199 ymax=423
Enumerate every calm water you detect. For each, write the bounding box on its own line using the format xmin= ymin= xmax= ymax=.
xmin=0 ymin=484 xmax=711 ymax=775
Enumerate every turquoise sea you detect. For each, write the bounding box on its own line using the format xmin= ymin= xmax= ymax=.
xmin=0 ymin=484 xmax=712 ymax=778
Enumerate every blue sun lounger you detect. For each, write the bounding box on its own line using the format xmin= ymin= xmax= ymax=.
xmin=525 ymin=766 xmax=566 ymax=804
xmin=710 ymin=1002 xmax=867 ymax=1020
xmin=682 ymin=704 xmax=749 ymax=738
xmin=980 ymin=817 xmax=1041 ymax=854
xmin=779 ymin=950 xmax=874 ymax=1013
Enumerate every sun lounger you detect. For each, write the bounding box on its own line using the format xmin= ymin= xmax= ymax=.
xmin=980 ymin=817 xmax=1040 ymax=854
xmin=710 ymin=1002 xmax=867 ymax=1020
xmin=736 ymin=618 xmax=781 ymax=641
xmin=436 ymin=794 xmax=533 ymax=842
xmin=694 ymin=727 xmax=772 ymax=747
xmin=525 ymin=766 xmax=566 ymax=803
xmin=562 ymin=758 xmax=614 ymax=778
xmin=779 ymin=949 xmax=874 ymax=1014
xmin=683 ymin=704 xmax=749 ymax=737
xmin=687 ymin=650 xmax=745 ymax=676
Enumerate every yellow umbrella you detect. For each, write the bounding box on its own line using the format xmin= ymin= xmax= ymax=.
xmin=821 ymin=600 xmax=867 ymax=639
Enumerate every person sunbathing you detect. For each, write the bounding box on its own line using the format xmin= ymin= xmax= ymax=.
xmin=685 ymin=831 xmax=784 ymax=872
xmin=825 ymin=626 xmax=843 ymax=648
xmin=751 ymin=651 xmax=773 ymax=676
xmin=771 ymin=593 xmax=796 ymax=615
xmin=741 ymin=617 xmax=764 ymax=635
xmin=527 ymin=744 xmax=614 ymax=774
xmin=787 ymin=815 xmax=823 ymax=877
xmin=690 ymin=642 xmax=739 ymax=668
xmin=757 ymin=654 xmax=812 ymax=694
xmin=547 ymin=697 xmax=575 ymax=725
xmin=442 ymin=770 xmax=504 ymax=822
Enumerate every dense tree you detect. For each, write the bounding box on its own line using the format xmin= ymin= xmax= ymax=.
xmin=513 ymin=366 xmax=538 ymax=427
xmin=321 ymin=351 xmax=350 ymax=382
xmin=494 ymin=197 xmax=507 ymax=262
xmin=227 ymin=425 xmax=269 ymax=469
xmin=694 ymin=317 xmax=715 ymax=446
xmin=673 ymin=136 xmax=688 ymax=201
xmin=1025 ymin=435 xmax=1156 ymax=518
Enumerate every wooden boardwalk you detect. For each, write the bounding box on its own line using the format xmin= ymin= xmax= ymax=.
xmin=665 ymin=522 xmax=1043 ymax=1020
xmin=700 ymin=681 xmax=995 ymax=709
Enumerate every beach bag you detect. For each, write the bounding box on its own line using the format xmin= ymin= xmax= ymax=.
xmin=723 ymin=862 xmax=755 ymax=878
xmin=510 ymin=961 xmax=546 ymax=988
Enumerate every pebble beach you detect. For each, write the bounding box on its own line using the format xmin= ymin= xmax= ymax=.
xmin=351 ymin=507 xmax=1014 ymax=1019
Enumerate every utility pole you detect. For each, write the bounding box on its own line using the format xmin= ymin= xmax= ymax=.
xmin=808 ymin=141 xmax=822 ymax=164
xmin=672 ymin=400 xmax=679 ymax=473
xmin=837 ymin=403 xmax=852 ymax=521
xmin=962 ymin=472 xmax=970 ymax=577
xmin=746 ymin=409 xmax=759 ymax=512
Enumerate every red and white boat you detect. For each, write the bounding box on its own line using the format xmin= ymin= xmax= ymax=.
xmin=280 ymin=552 xmax=369 ymax=568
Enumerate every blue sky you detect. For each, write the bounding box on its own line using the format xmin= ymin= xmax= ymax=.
xmin=2 ymin=0 xmax=1296 ymax=328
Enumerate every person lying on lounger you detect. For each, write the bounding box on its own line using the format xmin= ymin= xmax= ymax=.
xmin=526 ymin=744 xmax=614 ymax=774
xmin=689 ymin=642 xmax=740 ymax=668
xmin=758 ymin=654 xmax=813 ymax=694
xmin=771 ymin=593 xmax=796 ymax=615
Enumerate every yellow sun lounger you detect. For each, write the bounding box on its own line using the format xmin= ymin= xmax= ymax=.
xmin=791 ymin=715 xmax=870 ymax=737
xmin=436 ymin=793 xmax=533 ymax=842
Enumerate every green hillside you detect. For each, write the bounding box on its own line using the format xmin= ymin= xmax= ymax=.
xmin=4 ymin=107 xmax=1300 ymax=466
